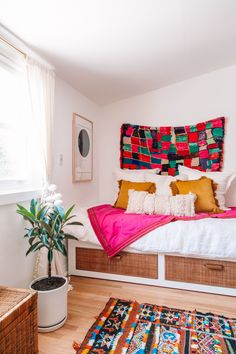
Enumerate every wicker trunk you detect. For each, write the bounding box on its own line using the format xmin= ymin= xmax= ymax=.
xmin=0 ymin=287 xmax=38 ymax=354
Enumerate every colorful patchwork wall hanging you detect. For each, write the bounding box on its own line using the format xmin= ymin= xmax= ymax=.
xmin=120 ymin=117 xmax=225 ymax=175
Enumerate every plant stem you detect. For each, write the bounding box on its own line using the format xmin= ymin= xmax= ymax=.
xmin=48 ymin=261 xmax=52 ymax=280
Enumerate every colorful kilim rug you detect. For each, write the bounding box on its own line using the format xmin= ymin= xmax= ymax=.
xmin=120 ymin=117 xmax=225 ymax=175
xmin=74 ymin=298 xmax=236 ymax=353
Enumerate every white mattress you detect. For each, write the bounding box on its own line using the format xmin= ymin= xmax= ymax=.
xmin=68 ymin=207 xmax=236 ymax=260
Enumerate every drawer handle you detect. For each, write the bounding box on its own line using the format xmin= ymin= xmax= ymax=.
xmin=114 ymin=254 xmax=122 ymax=260
xmin=205 ymin=263 xmax=224 ymax=271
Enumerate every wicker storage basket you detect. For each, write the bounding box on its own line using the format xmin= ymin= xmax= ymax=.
xmin=0 ymin=287 xmax=38 ymax=354
xmin=76 ymin=247 xmax=158 ymax=278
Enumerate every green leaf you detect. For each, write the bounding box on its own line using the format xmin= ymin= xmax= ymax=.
xmin=24 ymin=228 xmax=34 ymax=238
xmin=29 ymin=235 xmax=37 ymax=245
xmin=39 ymin=220 xmax=52 ymax=236
xmin=62 ymin=215 xmax=75 ymax=224
xmin=30 ymin=199 xmax=36 ymax=215
xmin=31 ymin=241 xmax=42 ymax=251
xmin=25 ymin=241 xmax=41 ymax=256
xmin=37 ymin=205 xmax=48 ymax=220
xmin=63 ymin=205 xmax=75 ymax=221
xmin=51 ymin=210 xmax=63 ymax=223
xmin=32 ymin=243 xmax=44 ymax=252
xmin=58 ymin=232 xmax=65 ymax=240
xmin=64 ymin=233 xmax=78 ymax=241
xmin=26 ymin=246 xmax=33 ymax=256
xmin=66 ymin=221 xmax=83 ymax=226
xmin=54 ymin=239 xmax=66 ymax=255
xmin=27 ymin=228 xmax=35 ymax=237
xmin=17 ymin=204 xmax=35 ymax=218
xmin=16 ymin=204 xmax=25 ymax=211
xmin=54 ymin=205 xmax=65 ymax=219
xmin=40 ymin=234 xmax=49 ymax=247
xmin=16 ymin=209 xmax=35 ymax=224
xmin=52 ymin=215 xmax=60 ymax=233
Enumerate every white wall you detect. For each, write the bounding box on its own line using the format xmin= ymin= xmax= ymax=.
xmin=0 ymin=77 xmax=100 ymax=288
xmin=99 ymin=64 xmax=236 ymax=204
xmin=0 ymin=202 xmax=36 ymax=288
xmin=52 ymin=77 xmax=100 ymax=208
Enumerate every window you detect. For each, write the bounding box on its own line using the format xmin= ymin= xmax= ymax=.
xmin=0 ymin=41 xmax=43 ymax=195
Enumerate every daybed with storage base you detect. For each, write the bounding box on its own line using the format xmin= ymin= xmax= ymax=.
xmin=68 ymin=161 xmax=236 ymax=297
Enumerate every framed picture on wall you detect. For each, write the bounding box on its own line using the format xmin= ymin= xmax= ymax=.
xmin=72 ymin=113 xmax=93 ymax=182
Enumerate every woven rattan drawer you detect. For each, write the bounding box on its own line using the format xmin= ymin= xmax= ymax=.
xmin=0 ymin=287 xmax=38 ymax=354
xmin=76 ymin=247 xmax=158 ymax=279
xmin=165 ymin=256 xmax=236 ymax=288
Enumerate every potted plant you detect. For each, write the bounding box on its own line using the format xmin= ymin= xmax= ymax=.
xmin=16 ymin=190 xmax=81 ymax=332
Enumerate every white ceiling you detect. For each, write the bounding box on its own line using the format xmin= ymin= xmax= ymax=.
xmin=1 ymin=0 xmax=236 ymax=105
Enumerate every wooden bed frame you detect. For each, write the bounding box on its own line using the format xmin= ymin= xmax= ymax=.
xmin=68 ymin=240 xmax=236 ymax=296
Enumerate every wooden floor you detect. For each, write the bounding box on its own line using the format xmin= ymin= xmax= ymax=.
xmin=39 ymin=276 xmax=236 ymax=354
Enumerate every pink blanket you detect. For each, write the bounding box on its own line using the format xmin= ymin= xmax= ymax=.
xmin=88 ymin=205 xmax=236 ymax=257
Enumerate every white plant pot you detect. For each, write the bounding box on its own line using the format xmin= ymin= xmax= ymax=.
xmin=29 ymin=275 xmax=68 ymax=333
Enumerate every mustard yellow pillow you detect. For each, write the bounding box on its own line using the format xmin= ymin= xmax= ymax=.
xmin=114 ymin=180 xmax=156 ymax=209
xmin=170 ymin=176 xmax=222 ymax=213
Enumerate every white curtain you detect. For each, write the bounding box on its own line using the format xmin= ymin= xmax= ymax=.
xmin=33 ymin=248 xmax=67 ymax=279
xmin=26 ymin=57 xmax=54 ymax=183
xmin=26 ymin=57 xmax=66 ymax=278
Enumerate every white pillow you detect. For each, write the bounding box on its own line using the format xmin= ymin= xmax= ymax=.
xmin=126 ymin=190 xmax=196 ymax=217
xmin=144 ymin=173 xmax=188 ymax=196
xmin=135 ymin=168 xmax=160 ymax=174
xmin=113 ymin=168 xmax=146 ymax=202
xmin=143 ymin=193 xmax=156 ymax=215
xmin=154 ymin=195 xmax=171 ymax=215
xmin=170 ymin=193 xmax=196 ymax=217
xmin=114 ymin=168 xmax=146 ymax=182
xmin=126 ymin=189 xmax=148 ymax=214
xmin=116 ymin=167 xmax=160 ymax=176
xmin=178 ymin=165 xmax=236 ymax=210
xmin=155 ymin=193 xmax=196 ymax=216
xmin=113 ymin=168 xmax=162 ymax=201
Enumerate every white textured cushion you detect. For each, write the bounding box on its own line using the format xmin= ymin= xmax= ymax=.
xmin=155 ymin=193 xmax=196 ymax=216
xmin=126 ymin=189 xmax=148 ymax=214
xmin=144 ymin=173 xmax=188 ymax=196
xmin=178 ymin=165 xmax=236 ymax=210
xmin=154 ymin=195 xmax=171 ymax=215
xmin=143 ymin=193 xmax=156 ymax=215
xmin=169 ymin=193 xmax=196 ymax=217
xmin=126 ymin=190 xmax=196 ymax=216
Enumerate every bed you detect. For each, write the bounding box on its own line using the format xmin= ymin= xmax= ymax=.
xmin=68 ymin=117 xmax=236 ymax=296
xmin=68 ymin=206 xmax=236 ymax=296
